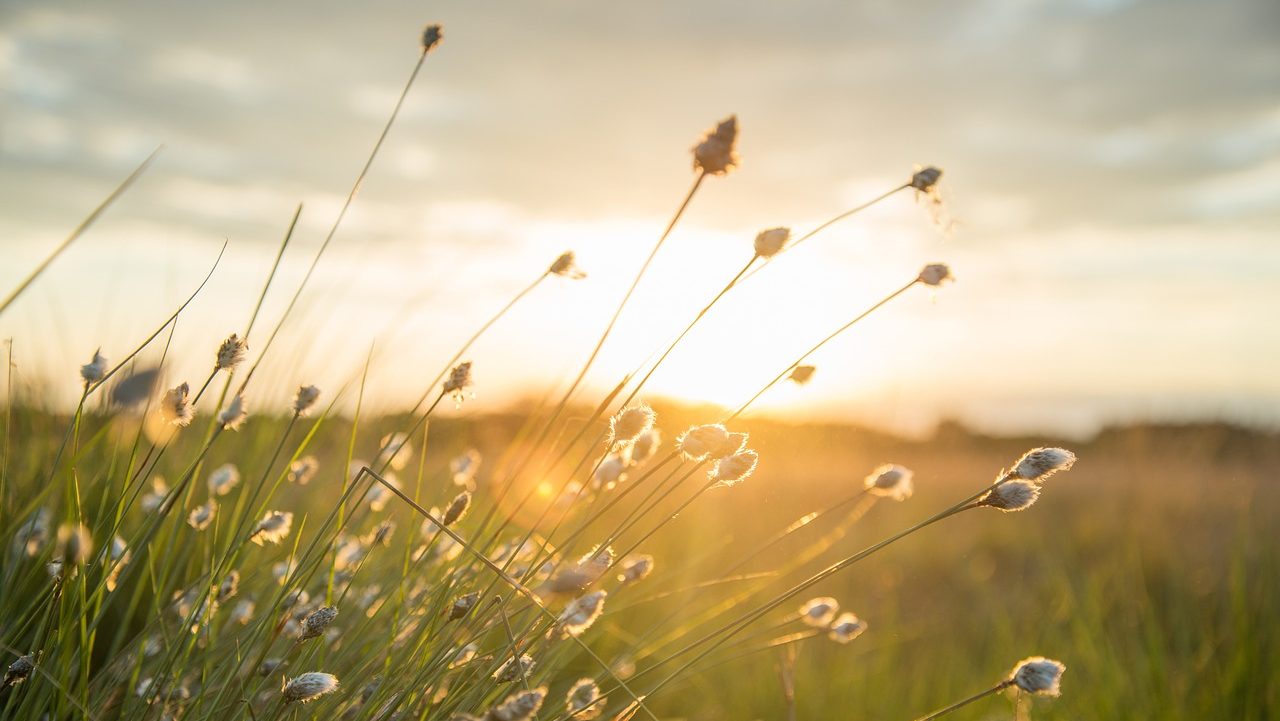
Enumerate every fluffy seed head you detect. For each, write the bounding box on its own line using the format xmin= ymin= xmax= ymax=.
xmin=231 ymin=599 xmax=255 ymax=625
xmin=80 ymin=349 xmax=107 ymax=385
xmin=753 ymin=227 xmax=791 ymax=258
xmin=281 ymin=672 xmax=338 ymax=703
xmin=451 ymin=449 xmax=482 ymax=488
xmin=566 ymin=679 xmax=605 ymax=720
xmin=1010 ymin=657 xmax=1065 ymax=696
xmin=630 ymin=428 xmax=661 ymax=464
xmin=250 ymin=511 xmax=293 ymax=545
xmin=980 ymin=480 xmax=1041 ymax=512
xmin=215 ymin=334 xmax=248 ymax=371
xmin=593 ymin=453 xmax=629 ymax=490
xmin=442 ymin=491 xmax=472 ymax=526
xmin=917 ymin=263 xmax=953 ymax=286
xmin=492 ymin=654 xmax=535 ymax=683
xmin=13 ymin=508 xmax=51 ymax=557
xmin=217 ymin=570 xmax=240 ymax=602
xmin=828 ymin=612 xmax=867 ymax=643
xmin=208 ymin=463 xmax=240 ymax=496
xmin=799 ymin=597 xmax=839 ymax=628
xmin=609 ymin=404 xmax=655 ymax=446
xmin=288 ymin=456 xmax=319 ymax=485
xmin=712 ymin=449 xmax=759 ymax=486
xmin=299 ymin=606 xmax=338 ymax=641
xmin=693 ymin=115 xmax=739 ymax=175
xmin=678 ymin=424 xmax=745 ymax=460
xmin=550 ymin=251 xmax=587 ymax=279
xmin=618 ymin=554 xmax=654 ymax=584
xmin=56 ymin=523 xmax=92 ymax=566
xmin=422 ymin=24 xmax=443 ymax=52
xmin=486 ymin=687 xmax=546 ymax=721
xmin=293 ymin=385 xmax=321 ymax=415
xmin=910 ymin=166 xmax=943 ymax=192
xmin=188 ymin=501 xmax=217 ymax=530
xmin=788 ymin=365 xmax=816 ymax=385
xmin=557 ymin=591 xmax=607 ymax=637
xmin=1012 ymin=448 xmax=1077 ymax=482
xmin=449 ymin=591 xmax=480 ymax=620
xmin=160 ymin=382 xmax=194 ymax=426
xmin=443 ymin=362 xmax=474 ymax=402
xmin=3 ymin=654 xmax=35 ymax=688
xmin=140 ymin=477 xmax=168 ymax=513
xmin=217 ymin=394 xmax=248 ymax=429
xmin=864 ymin=463 xmax=914 ymax=501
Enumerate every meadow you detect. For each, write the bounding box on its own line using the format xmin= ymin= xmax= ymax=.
xmin=2 ymin=21 xmax=1277 ymax=721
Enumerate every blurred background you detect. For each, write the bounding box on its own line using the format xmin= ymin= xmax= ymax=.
xmin=3 ymin=0 xmax=1278 ymax=437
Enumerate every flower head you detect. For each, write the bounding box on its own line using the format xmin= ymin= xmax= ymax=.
xmin=442 ymin=490 xmax=472 ymax=526
xmin=550 ymin=251 xmax=587 ymax=279
xmin=293 ymin=385 xmax=321 ymax=415
xmin=288 ymin=456 xmax=319 ymax=485
xmin=630 ymin=428 xmax=661 ymax=465
xmin=422 ymin=24 xmax=443 ymax=52
xmin=788 ymin=365 xmax=816 ymax=385
xmin=299 ymin=606 xmax=338 ymax=641
xmin=449 ymin=591 xmax=480 ymax=620
xmin=3 ymin=654 xmax=35 ymax=688
xmin=1010 ymin=657 xmax=1065 ymax=696
xmin=492 ymin=654 xmax=535 ymax=683
xmin=566 ymin=679 xmax=605 ymax=720
xmin=443 ymin=362 xmax=474 ymax=403
xmin=80 ymin=349 xmax=107 ymax=386
xmin=215 ymin=333 xmax=248 ymax=371
xmin=693 ymin=115 xmax=739 ymax=175
xmin=451 ymin=449 xmax=482 ymax=488
xmin=487 ymin=686 xmax=546 ymax=721
xmin=249 ymin=511 xmax=293 ymax=545
xmin=979 ymin=480 xmax=1040 ymax=512
xmin=160 ymin=382 xmax=194 ymax=426
xmin=712 ymin=449 xmax=758 ymax=486
xmin=678 ymin=424 xmax=746 ymax=460
xmin=217 ymin=394 xmax=248 ymax=430
xmin=208 ymin=463 xmax=240 ymax=496
xmin=618 ymin=554 xmax=654 ymax=584
xmin=1011 ymin=448 xmax=1077 ymax=483
xmin=864 ymin=463 xmax=914 ymax=501
xmin=827 ymin=612 xmax=867 ymax=643
xmin=593 ymin=452 xmax=629 ymax=490
xmin=188 ymin=500 xmax=217 ymax=530
xmin=910 ymin=166 xmax=943 ymax=193
xmin=609 ymin=404 xmax=655 ymax=446
xmin=917 ymin=263 xmax=953 ymax=286
xmin=557 ymin=590 xmax=607 ymax=637
xmin=799 ymin=597 xmax=839 ymax=628
xmin=281 ymin=672 xmax=338 ymax=703
xmin=753 ymin=227 xmax=791 ymax=259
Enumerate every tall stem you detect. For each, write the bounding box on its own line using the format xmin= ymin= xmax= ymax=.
xmin=914 ymin=680 xmax=1014 ymax=721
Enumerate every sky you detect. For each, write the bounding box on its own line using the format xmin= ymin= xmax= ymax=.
xmin=1 ymin=0 xmax=1278 ymax=437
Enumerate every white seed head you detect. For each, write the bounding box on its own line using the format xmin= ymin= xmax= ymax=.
xmin=1011 ymin=448 xmax=1077 ymax=482
xmin=80 ymin=349 xmax=107 ymax=385
xmin=618 ymin=554 xmax=654 ymax=584
xmin=208 ymin=463 xmax=240 ymax=496
xmin=799 ymin=597 xmax=839 ymax=628
xmin=827 ymin=612 xmax=867 ymax=643
xmin=217 ymin=394 xmax=248 ymax=430
xmin=863 ymin=463 xmax=914 ymax=501
xmin=442 ymin=491 xmax=472 ymax=526
xmin=910 ymin=166 xmax=943 ymax=192
xmin=630 ymin=428 xmax=661 ymax=465
xmin=693 ymin=115 xmax=739 ymax=176
xmin=593 ymin=453 xmax=629 ymax=490
xmin=451 ymin=449 xmax=482 ymax=488
xmin=216 ymin=570 xmax=240 ymax=602
xmin=160 ymin=382 xmax=194 ymax=427
xmin=753 ymin=227 xmax=791 ymax=258
xmin=443 ymin=362 xmax=474 ymax=402
xmin=566 ymin=678 xmax=605 ymax=720
xmin=609 ymin=404 xmax=655 ymax=446
xmin=230 ymin=599 xmax=255 ymax=625
xmin=550 ymin=251 xmax=587 ymax=279
xmin=249 ymin=511 xmax=293 ymax=545
xmin=56 ymin=523 xmax=92 ymax=566
xmin=288 ymin=456 xmax=319 ymax=485
xmin=293 ymin=385 xmax=321 ymax=415
xmin=712 ymin=449 xmax=759 ymax=486
xmin=422 ymin=24 xmax=443 ymax=52
xmin=188 ymin=500 xmax=217 ymax=530
xmin=492 ymin=654 xmax=536 ymax=683
xmin=377 ymin=432 xmax=413 ymax=471
xmin=917 ymin=263 xmax=953 ymax=286
xmin=980 ymin=480 xmax=1041 ymax=512
xmin=1010 ymin=657 xmax=1065 ymax=696
xmin=678 ymin=424 xmax=745 ymax=460
xmin=140 ymin=477 xmax=168 ymax=513
xmin=486 ymin=686 xmax=547 ymax=721
xmin=787 ymin=365 xmax=816 ymax=385
xmin=557 ymin=590 xmax=607 ymax=637
xmin=215 ymin=334 xmax=248 ymax=371
xmin=281 ymin=672 xmax=338 ymax=703
xmin=299 ymin=606 xmax=338 ymax=641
